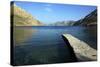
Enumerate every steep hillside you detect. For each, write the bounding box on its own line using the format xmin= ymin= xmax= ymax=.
xmin=11 ymin=4 xmax=43 ymax=26
xmin=81 ymin=9 xmax=97 ymax=26
xmin=73 ymin=9 xmax=97 ymax=26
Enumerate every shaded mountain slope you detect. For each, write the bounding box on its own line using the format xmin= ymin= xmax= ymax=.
xmin=73 ymin=9 xmax=97 ymax=26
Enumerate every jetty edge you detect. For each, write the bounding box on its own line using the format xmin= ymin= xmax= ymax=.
xmin=62 ymin=34 xmax=97 ymax=61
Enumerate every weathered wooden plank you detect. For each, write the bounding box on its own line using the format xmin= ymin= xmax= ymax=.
xmin=62 ymin=34 xmax=97 ymax=61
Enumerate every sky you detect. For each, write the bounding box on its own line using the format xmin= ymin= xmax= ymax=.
xmin=13 ymin=1 xmax=97 ymax=24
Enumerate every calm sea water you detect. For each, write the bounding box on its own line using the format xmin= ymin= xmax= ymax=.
xmin=13 ymin=26 xmax=97 ymax=65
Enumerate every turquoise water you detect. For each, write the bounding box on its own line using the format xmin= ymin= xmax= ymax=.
xmin=13 ymin=26 xmax=97 ymax=65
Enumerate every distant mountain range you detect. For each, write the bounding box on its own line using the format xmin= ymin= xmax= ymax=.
xmin=49 ymin=21 xmax=75 ymax=26
xmin=11 ymin=3 xmax=97 ymax=26
xmin=11 ymin=4 xmax=43 ymax=26
xmin=49 ymin=9 xmax=97 ymax=26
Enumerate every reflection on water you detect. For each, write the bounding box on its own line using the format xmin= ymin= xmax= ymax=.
xmin=13 ymin=27 xmax=36 ymax=45
xmin=13 ymin=26 xmax=97 ymax=65
xmin=83 ymin=26 xmax=97 ymax=49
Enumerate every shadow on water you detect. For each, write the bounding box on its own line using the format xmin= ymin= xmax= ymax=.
xmin=84 ymin=26 xmax=97 ymax=50
xmin=76 ymin=26 xmax=97 ymax=50
xmin=13 ymin=43 xmax=78 ymax=66
xmin=61 ymin=36 xmax=78 ymax=62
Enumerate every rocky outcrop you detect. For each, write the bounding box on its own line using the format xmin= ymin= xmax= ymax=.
xmin=73 ymin=9 xmax=97 ymax=26
xmin=11 ymin=3 xmax=43 ymax=26
xmin=62 ymin=34 xmax=97 ymax=61
xmin=81 ymin=9 xmax=97 ymax=26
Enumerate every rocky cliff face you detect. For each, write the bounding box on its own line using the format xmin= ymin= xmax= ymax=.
xmin=11 ymin=4 xmax=43 ymax=26
xmin=73 ymin=9 xmax=97 ymax=26
xmin=81 ymin=9 xmax=97 ymax=26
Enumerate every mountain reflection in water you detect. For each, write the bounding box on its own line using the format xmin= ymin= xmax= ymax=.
xmin=13 ymin=27 xmax=36 ymax=45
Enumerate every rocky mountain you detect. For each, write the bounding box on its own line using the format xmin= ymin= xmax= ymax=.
xmin=11 ymin=4 xmax=43 ymax=26
xmin=50 ymin=9 xmax=97 ymax=26
xmin=73 ymin=9 xmax=97 ymax=26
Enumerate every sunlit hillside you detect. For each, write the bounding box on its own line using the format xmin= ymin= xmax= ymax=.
xmin=11 ymin=4 xmax=43 ymax=26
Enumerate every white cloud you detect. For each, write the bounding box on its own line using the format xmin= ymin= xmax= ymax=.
xmin=45 ymin=7 xmax=52 ymax=12
xmin=43 ymin=4 xmax=54 ymax=12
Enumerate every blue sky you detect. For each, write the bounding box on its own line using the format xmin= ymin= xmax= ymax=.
xmin=14 ymin=1 xmax=97 ymax=24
